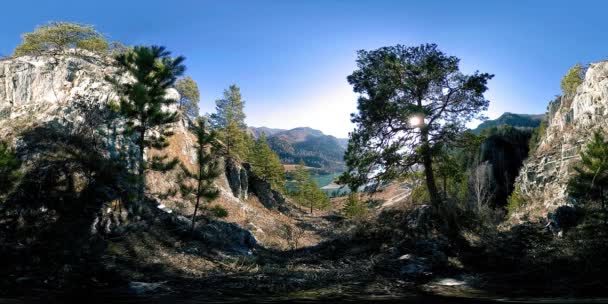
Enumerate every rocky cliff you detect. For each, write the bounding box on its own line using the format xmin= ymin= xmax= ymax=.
xmin=513 ymin=61 xmax=608 ymax=220
xmin=0 ymin=51 xmax=307 ymax=250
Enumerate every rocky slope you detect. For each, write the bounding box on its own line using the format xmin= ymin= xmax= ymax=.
xmin=513 ymin=61 xmax=608 ymax=220
xmin=0 ymin=51 xmax=322 ymax=252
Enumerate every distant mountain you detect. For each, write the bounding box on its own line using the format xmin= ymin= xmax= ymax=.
xmin=248 ymin=126 xmax=347 ymax=172
xmin=246 ymin=126 xmax=284 ymax=138
xmin=473 ymin=112 xmax=544 ymax=133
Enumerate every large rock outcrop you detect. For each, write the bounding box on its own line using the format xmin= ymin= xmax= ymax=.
xmin=513 ymin=61 xmax=608 ymax=220
xmin=0 ymin=51 xmax=295 ymax=250
xmin=0 ymin=52 xmax=116 ymax=133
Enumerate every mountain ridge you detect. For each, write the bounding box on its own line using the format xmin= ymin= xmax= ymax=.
xmin=473 ymin=112 xmax=545 ymax=133
xmin=247 ymin=126 xmax=347 ymax=172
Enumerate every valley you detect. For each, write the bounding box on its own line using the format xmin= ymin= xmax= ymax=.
xmin=1 ymin=11 xmax=608 ymax=303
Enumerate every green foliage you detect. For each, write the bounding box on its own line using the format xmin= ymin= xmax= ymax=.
xmin=435 ymin=148 xmax=462 ymax=199
xmin=291 ymin=160 xmax=310 ymax=191
xmin=528 ymin=119 xmax=548 ymax=152
xmin=175 ymin=77 xmax=200 ymax=118
xmin=14 ymin=22 xmax=110 ymax=56
xmin=209 ymin=205 xmax=229 ymax=218
xmin=453 ymin=125 xmax=533 ymax=207
xmin=568 ymin=132 xmax=608 ymax=223
xmin=210 ymin=84 xmax=246 ymax=129
xmin=343 ymin=192 xmax=367 ymax=218
xmin=342 ymin=43 xmax=493 ymax=206
xmin=211 ymin=84 xmax=249 ymax=159
xmin=506 ymin=186 xmax=525 ymax=215
xmin=291 ymin=161 xmax=330 ymax=213
xmin=219 ymin=120 xmax=249 ymax=159
xmin=0 ymin=141 xmax=21 ymax=195
xmin=249 ymin=133 xmax=285 ymax=191
xmin=409 ymin=172 xmax=431 ymax=203
xmin=107 ymin=45 xmax=185 ymax=202
xmin=179 ymin=118 xmax=222 ymax=230
xmin=560 ymin=64 xmax=584 ymax=96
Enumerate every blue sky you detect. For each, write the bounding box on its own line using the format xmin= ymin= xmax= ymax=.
xmin=1 ymin=0 xmax=607 ymax=137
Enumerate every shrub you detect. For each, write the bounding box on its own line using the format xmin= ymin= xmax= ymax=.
xmin=343 ymin=192 xmax=367 ymax=218
xmin=528 ymin=119 xmax=547 ymax=153
xmin=209 ymin=205 xmax=228 ymax=218
xmin=560 ymin=64 xmax=584 ymax=96
xmin=507 ymin=186 xmax=525 ymax=215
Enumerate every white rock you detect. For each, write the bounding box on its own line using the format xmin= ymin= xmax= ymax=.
xmin=514 ymin=61 xmax=608 ymax=220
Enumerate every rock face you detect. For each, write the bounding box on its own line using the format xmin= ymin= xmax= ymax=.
xmin=0 ymin=52 xmax=292 ymax=241
xmin=224 ymin=158 xmax=248 ymax=200
xmin=224 ymin=159 xmax=289 ymax=212
xmin=514 ymin=61 xmax=608 ymax=220
xmin=244 ymin=164 xmax=289 ymax=212
xmin=0 ymin=52 xmax=116 ymax=134
xmin=0 ymin=51 xmax=178 ymax=141
xmin=478 ymin=128 xmax=532 ymax=207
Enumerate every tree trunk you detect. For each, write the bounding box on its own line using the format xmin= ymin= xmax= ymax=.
xmin=137 ymin=128 xmax=146 ymax=210
xmin=191 ymin=191 xmax=201 ymax=232
xmin=420 ymin=127 xmax=441 ymax=207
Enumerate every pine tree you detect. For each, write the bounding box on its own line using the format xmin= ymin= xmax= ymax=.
xmin=568 ymin=131 xmax=608 ymax=224
xmin=179 ymin=118 xmax=222 ymax=231
xmin=290 ymin=160 xmax=329 ymax=214
xmin=210 ymin=84 xmax=249 ymax=159
xmin=175 ymin=76 xmax=200 ymax=119
xmin=210 ymin=84 xmax=246 ymax=129
xmin=107 ymin=45 xmax=185 ymax=203
xmin=249 ymin=133 xmax=285 ymax=191
xmin=220 ymin=120 xmax=248 ymax=159
xmin=341 ymin=44 xmax=492 ymax=207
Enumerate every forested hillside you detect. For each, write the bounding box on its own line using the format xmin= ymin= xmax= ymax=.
xmin=248 ymin=127 xmax=346 ymax=172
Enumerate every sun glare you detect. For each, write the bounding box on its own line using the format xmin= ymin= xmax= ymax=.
xmin=409 ymin=115 xmax=423 ymax=127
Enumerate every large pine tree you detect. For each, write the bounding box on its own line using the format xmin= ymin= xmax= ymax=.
xmin=210 ymin=84 xmax=246 ymax=129
xmin=341 ymin=44 xmax=493 ymax=207
xmin=107 ymin=45 xmax=185 ymax=203
xmin=210 ymin=84 xmax=249 ymax=160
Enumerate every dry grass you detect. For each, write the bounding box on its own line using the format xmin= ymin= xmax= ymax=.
xmin=105 ymin=228 xmax=216 ymax=279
